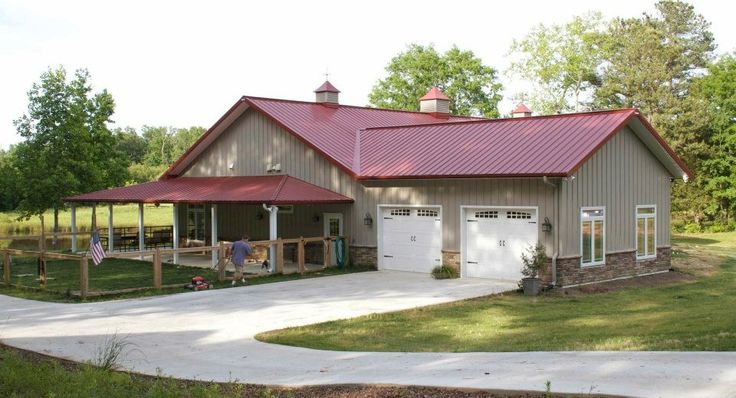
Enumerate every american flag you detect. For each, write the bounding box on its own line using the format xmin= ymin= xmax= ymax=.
xmin=90 ymin=229 xmax=106 ymax=266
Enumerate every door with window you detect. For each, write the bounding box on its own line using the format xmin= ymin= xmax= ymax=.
xmin=187 ymin=205 xmax=206 ymax=243
xmin=323 ymin=213 xmax=343 ymax=266
xmin=636 ymin=206 xmax=656 ymax=259
xmin=581 ymin=207 xmax=605 ymax=266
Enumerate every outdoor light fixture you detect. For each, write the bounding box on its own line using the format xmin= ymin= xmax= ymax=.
xmin=256 ymin=211 xmax=264 ymax=220
xmin=542 ymin=217 xmax=553 ymax=232
xmin=363 ymin=212 xmax=373 ymax=226
xmin=312 ymin=214 xmax=320 ymax=223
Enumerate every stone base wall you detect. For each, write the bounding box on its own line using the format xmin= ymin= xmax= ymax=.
xmin=442 ymin=250 xmax=460 ymax=272
xmin=557 ymin=247 xmax=671 ymax=287
xmin=350 ymin=245 xmax=377 ymax=267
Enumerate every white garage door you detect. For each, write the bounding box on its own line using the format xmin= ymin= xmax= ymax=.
xmin=380 ymin=207 xmax=442 ymax=273
xmin=464 ymin=208 xmax=538 ymax=280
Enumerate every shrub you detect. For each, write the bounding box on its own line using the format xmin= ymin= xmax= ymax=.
xmin=431 ymin=265 xmax=458 ymax=279
xmin=520 ymin=242 xmax=548 ymax=279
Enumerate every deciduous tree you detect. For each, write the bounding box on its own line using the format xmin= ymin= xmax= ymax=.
xmin=369 ymin=44 xmax=502 ymax=117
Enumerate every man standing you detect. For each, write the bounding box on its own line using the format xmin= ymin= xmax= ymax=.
xmin=231 ymin=235 xmax=252 ymax=286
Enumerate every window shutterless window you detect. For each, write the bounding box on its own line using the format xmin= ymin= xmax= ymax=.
xmin=636 ymin=205 xmax=656 ymax=259
xmin=581 ymin=207 xmax=605 ymax=266
xmin=186 ymin=205 xmax=206 ymax=241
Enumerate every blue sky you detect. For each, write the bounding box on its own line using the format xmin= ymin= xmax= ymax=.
xmin=1 ymin=0 xmax=734 ymax=149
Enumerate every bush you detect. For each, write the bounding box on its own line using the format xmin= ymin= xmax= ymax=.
xmin=431 ymin=265 xmax=458 ymax=279
xmin=521 ymin=242 xmax=548 ymax=279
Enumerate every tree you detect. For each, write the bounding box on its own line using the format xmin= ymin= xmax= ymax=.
xmin=172 ymin=126 xmax=205 ymax=160
xmin=369 ymin=44 xmax=503 ymax=117
xmin=0 ymin=147 xmax=21 ymax=211
xmin=13 ymin=67 xmax=128 ymax=234
xmin=508 ymin=13 xmax=603 ymax=114
xmin=115 ymin=127 xmax=147 ymax=164
xmin=594 ymin=0 xmax=714 ymax=164
xmin=696 ymin=54 xmax=736 ymax=226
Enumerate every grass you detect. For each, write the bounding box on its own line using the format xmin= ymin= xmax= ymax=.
xmin=0 ymin=204 xmax=173 ymax=235
xmin=257 ymin=232 xmax=736 ymax=352
xmin=0 ymin=256 xmax=374 ymax=303
xmin=0 ymin=344 xmax=586 ymax=398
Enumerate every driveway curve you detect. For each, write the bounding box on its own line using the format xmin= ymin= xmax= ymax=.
xmin=0 ymin=270 xmax=733 ymax=398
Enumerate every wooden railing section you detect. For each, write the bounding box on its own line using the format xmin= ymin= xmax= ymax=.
xmin=1 ymin=235 xmax=348 ymax=300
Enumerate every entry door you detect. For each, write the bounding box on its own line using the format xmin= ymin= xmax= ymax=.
xmin=323 ymin=213 xmax=343 ymax=266
xmin=465 ymin=208 xmax=538 ymax=280
xmin=380 ymin=207 xmax=442 ymax=273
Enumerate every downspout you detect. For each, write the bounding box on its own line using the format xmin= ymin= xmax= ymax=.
xmin=262 ymin=204 xmax=279 ymax=272
xmin=542 ymin=176 xmax=558 ymax=287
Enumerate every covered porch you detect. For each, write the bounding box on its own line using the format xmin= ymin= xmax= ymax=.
xmin=65 ymin=175 xmax=354 ymax=271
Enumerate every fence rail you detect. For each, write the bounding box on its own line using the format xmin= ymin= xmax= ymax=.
xmin=1 ymin=235 xmax=347 ymax=300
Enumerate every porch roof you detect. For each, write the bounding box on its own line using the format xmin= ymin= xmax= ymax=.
xmin=65 ymin=175 xmax=354 ymax=205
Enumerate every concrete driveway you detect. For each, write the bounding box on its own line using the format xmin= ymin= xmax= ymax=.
xmin=0 ymin=270 xmax=734 ymax=398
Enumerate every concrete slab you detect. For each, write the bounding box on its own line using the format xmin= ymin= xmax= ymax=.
xmin=0 ymin=271 xmax=733 ymax=398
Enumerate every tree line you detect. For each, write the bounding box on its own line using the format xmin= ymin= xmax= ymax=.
xmin=1 ymin=0 xmax=732 ymax=233
xmin=368 ymin=1 xmax=735 ymax=232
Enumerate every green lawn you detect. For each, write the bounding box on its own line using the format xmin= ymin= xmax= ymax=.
xmin=257 ymin=232 xmax=736 ymax=352
xmin=0 ymin=204 xmax=173 ymax=235
xmin=1 ymin=257 xmax=373 ymax=303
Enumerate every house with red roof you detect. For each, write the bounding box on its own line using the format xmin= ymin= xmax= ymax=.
xmin=68 ymin=82 xmax=691 ymax=287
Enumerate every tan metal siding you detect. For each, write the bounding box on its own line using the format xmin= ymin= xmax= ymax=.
xmin=559 ymin=127 xmax=672 ymax=257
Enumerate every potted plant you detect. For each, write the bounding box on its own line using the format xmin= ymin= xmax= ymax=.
xmin=520 ymin=242 xmax=548 ymax=296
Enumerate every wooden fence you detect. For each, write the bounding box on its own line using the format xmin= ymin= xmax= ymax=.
xmin=1 ymin=235 xmax=347 ymax=300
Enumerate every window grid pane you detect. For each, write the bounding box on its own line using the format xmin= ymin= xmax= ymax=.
xmin=582 ymin=221 xmax=592 ymax=263
xmin=637 ymin=218 xmax=646 ymax=257
xmin=647 ymin=217 xmax=655 ymax=256
xmin=594 ymin=220 xmax=604 ymax=262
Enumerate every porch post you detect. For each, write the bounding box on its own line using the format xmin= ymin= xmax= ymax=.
xmin=211 ymin=204 xmax=218 ymax=267
xmin=172 ymin=204 xmax=179 ymax=264
xmin=70 ymin=203 xmax=77 ymax=253
xmin=107 ymin=203 xmax=114 ymax=252
xmin=269 ymin=206 xmax=278 ymax=272
xmin=138 ymin=203 xmax=145 ymax=259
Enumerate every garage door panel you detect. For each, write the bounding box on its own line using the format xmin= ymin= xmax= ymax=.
xmin=381 ymin=207 xmax=442 ymax=273
xmin=465 ymin=208 xmax=538 ymax=281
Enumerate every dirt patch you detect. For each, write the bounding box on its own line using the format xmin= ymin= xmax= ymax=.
xmin=1 ymin=343 xmax=620 ymax=398
xmin=671 ymin=247 xmax=721 ymax=277
xmin=549 ymin=270 xmax=695 ymax=297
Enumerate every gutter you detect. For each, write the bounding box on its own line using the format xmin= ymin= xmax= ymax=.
xmin=542 ymin=176 xmax=558 ymax=287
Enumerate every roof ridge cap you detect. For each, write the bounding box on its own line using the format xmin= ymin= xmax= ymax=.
xmin=361 ymin=108 xmax=637 ymax=132
xmin=242 ymin=95 xmax=484 ymax=118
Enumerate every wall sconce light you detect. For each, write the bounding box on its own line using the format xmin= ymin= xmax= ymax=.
xmin=542 ymin=217 xmax=552 ymax=232
xmin=256 ymin=211 xmax=264 ymax=220
xmin=312 ymin=214 xmax=320 ymax=223
xmin=363 ymin=212 xmax=373 ymax=226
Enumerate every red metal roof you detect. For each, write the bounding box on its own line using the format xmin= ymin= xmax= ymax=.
xmin=241 ymin=96 xmax=476 ymax=174
xmin=512 ymin=103 xmax=532 ymax=114
xmin=420 ymin=87 xmax=450 ymax=101
xmin=163 ymin=94 xmax=691 ymax=181
xmin=65 ymin=175 xmax=354 ymax=204
xmin=314 ymin=80 xmax=340 ymax=93
xmin=358 ymin=109 xmax=642 ymax=178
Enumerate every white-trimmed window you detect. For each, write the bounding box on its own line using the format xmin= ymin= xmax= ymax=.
xmin=186 ymin=205 xmax=206 ymax=241
xmin=581 ymin=207 xmax=605 ymax=266
xmin=636 ymin=205 xmax=656 ymax=259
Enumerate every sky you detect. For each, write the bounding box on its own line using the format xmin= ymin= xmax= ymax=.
xmin=1 ymin=0 xmax=734 ymax=150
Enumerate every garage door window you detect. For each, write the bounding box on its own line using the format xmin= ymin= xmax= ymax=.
xmin=636 ymin=206 xmax=656 ymax=259
xmin=581 ymin=207 xmax=605 ymax=266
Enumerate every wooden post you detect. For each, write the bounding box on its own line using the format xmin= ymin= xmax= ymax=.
xmin=153 ymin=248 xmax=162 ymax=289
xmin=276 ymin=238 xmax=284 ymax=274
xmin=39 ymin=215 xmax=46 ymax=288
xmin=323 ymin=237 xmax=330 ymax=269
xmin=217 ymin=242 xmax=226 ymax=282
xmin=70 ymin=203 xmax=77 ymax=253
xmin=79 ymin=257 xmax=88 ymax=300
xmin=297 ymin=236 xmax=305 ymax=276
xmin=3 ymin=250 xmax=10 ymax=287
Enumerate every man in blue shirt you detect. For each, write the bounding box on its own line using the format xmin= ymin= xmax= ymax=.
xmin=231 ymin=235 xmax=252 ymax=286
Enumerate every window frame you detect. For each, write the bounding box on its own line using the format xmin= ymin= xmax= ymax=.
xmin=186 ymin=204 xmax=206 ymax=241
xmin=580 ymin=206 xmax=606 ymax=267
xmin=635 ymin=205 xmax=657 ymax=260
